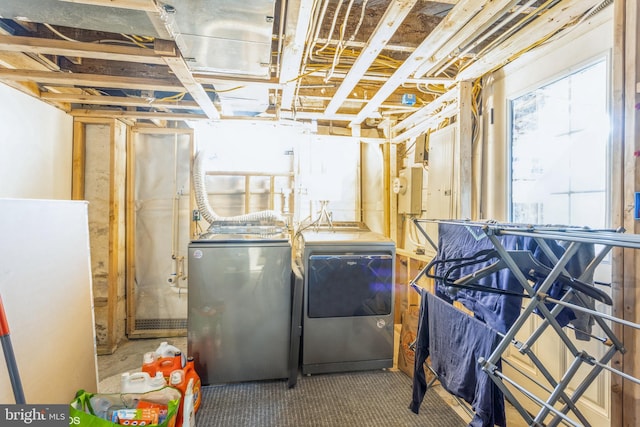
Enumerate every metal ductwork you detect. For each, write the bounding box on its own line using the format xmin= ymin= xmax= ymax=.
xmin=1 ymin=0 xmax=277 ymax=115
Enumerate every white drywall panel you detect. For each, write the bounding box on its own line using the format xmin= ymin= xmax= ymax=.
xmin=0 ymin=83 xmax=73 ymax=199
xmin=0 ymin=198 xmax=98 ymax=404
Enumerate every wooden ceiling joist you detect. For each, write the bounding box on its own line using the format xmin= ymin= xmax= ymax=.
xmin=324 ymin=0 xmax=419 ymax=116
xmin=163 ymin=56 xmax=220 ymax=120
xmin=278 ymin=0 xmax=315 ymax=110
xmin=58 ymin=0 xmax=160 ymax=13
xmin=70 ymin=109 xmax=208 ymax=120
xmin=456 ymin=0 xmax=605 ymax=81
xmin=0 ymin=35 xmax=175 ymax=65
xmin=0 ymin=68 xmax=184 ymax=92
xmin=41 ymin=92 xmax=201 ymax=110
xmin=350 ymin=0 xmax=488 ymax=126
xmin=413 ymin=0 xmax=521 ymax=79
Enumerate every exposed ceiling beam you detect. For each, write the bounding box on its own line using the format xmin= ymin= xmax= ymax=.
xmin=70 ymin=109 xmax=208 ymax=120
xmin=0 ymin=27 xmax=93 ymax=108
xmin=393 ymin=85 xmax=459 ymax=133
xmin=313 ymin=38 xmax=416 ymax=54
xmin=195 ymin=74 xmax=283 ymax=90
xmin=456 ymin=0 xmax=605 ymax=81
xmin=279 ymin=110 xmax=381 ymax=123
xmin=279 ymin=0 xmax=315 ymax=110
xmin=0 ymin=68 xmax=183 ymax=92
xmin=41 ymin=92 xmax=201 ymax=109
xmin=391 ymin=102 xmax=458 ymax=143
xmin=324 ymin=0 xmax=419 ymax=116
xmin=163 ymin=56 xmax=220 ymax=120
xmin=0 ymin=35 xmax=174 ymax=64
xmin=413 ymin=0 xmax=520 ymax=78
xmin=58 ymin=0 xmax=160 ymax=12
xmin=349 ymin=0 xmax=487 ymax=126
xmin=306 ymin=70 xmax=454 ymax=85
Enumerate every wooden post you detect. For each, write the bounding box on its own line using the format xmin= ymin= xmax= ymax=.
xmin=458 ymin=80 xmax=473 ymax=220
xmin=614 ymin=0 xmax=640 ymax=425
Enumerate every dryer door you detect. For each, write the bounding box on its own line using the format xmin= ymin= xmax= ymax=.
xmin=307 ymin=254 xmax=393 ymax=318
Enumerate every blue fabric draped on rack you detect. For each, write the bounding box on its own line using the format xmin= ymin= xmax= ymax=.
xmin=410 ymin=287 xmax=505 ymax=427
xmin=427 ymin=222 xmax=598 ymax=336
xmin=409 ymin=221 xmax=605 ymax=426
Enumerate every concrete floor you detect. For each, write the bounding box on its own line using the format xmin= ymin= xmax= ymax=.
xmin=96 ymin=334 xmax=528 ymax=426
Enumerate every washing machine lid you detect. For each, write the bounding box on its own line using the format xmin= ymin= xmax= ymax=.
xmin=194 ymin=224 xmax=289 ymax=242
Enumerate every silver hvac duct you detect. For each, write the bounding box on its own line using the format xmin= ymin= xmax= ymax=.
xmin=192 ymin=151 xmax=287 ymax=228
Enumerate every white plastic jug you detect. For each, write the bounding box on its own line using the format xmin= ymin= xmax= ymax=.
xmin=155 ymin=341 xmax=186 ymax=367
xmin=182 ymin=378 xmax=196 ymax=427
xmin=120 ymin=371 xmax=167 ymax=393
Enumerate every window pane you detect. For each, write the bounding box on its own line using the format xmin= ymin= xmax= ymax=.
xmin=510 ymin=59 xmax=608 ymax=228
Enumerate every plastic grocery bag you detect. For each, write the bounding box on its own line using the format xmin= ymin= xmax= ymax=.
xmin=70 ymin=387 xmax=181 ymax=427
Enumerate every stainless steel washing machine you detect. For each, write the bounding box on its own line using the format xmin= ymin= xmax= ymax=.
xmin=187 ymin=228 xmax=293 ymax=385
xmin=298 ymin=226 xmax=395 ymax=375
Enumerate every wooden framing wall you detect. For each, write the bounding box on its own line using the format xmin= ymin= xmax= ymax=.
xmin=613 ymin=1 xmax=640 ymax=425
xmin=72 ymin=117 xmax=127 ymax=355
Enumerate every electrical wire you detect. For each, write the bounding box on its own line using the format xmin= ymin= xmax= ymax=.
xmin=44 ymin=23 xmax=78 ymax=42
xmin=315 ymin=0 xmax=345 ymax=55
xmin=327 ymin=0 xmax=356 ymax=80
xmin=120 ymin=33 xmax=150 ymax=49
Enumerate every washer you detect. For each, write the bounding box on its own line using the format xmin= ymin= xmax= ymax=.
xmin=188 ymin=231 xmax=292 ymax=385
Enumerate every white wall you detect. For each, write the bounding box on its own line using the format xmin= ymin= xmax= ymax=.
xmin=0 ymin=83 xmax=73 ymax=199
xmin=0 ymin=199 xmax=98 ymax=404
xmin=483 ymin=7 xmax=613 ymax=220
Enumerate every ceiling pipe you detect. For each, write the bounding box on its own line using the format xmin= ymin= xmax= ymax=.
xmin=412 ymin=0 xmax=522 ymax=79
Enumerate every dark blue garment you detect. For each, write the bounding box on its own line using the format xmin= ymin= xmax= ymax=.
xmin=410 ymin=290 xmax=505 ymax=427
xmin=433 ymin=223 xmax=596 ymax=337
xmin=433 ymin=223 xmax=531 ymax=334
xmin=430 ymin=292 xmax=505 ymax=427
xmin=529 ymin=239 xmax=596 ymax=339
xmin=409 ymin=286 xmax=430 ymax=416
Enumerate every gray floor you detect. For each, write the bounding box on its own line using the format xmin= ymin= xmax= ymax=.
xmin=96 ymin=335 xmax=527 ymax=427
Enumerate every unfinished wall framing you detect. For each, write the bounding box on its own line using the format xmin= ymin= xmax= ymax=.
xmin=72 ymin=117 xmax=127 ymax=355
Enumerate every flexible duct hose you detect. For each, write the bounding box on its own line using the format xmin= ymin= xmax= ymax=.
xmin=192 ymin=151 xmax=287 ymax=227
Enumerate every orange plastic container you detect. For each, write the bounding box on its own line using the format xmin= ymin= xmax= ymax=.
xmin=184 ymin=357 xmax=202 ymax=413
xmin=157 ymin=352 xmax=183 ymax=380
xmin=168 ymin=357 xmax=202 ymax=427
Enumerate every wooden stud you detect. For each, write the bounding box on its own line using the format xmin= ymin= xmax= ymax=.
xmin=458 ymin=80 xmax=473 ymax=219
xmin=72 ymin=120 xmax=86 ymax=200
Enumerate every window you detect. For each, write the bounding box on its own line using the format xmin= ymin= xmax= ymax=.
xmin=509 ymin=59 xmax=609 ymax=228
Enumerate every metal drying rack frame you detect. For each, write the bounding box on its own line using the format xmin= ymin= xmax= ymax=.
xmin=410 ymin=218 xmax=640 ymax=427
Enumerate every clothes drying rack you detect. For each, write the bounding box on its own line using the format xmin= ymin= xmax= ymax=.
xmin=410 ymin=218 xmax=640 ymax=427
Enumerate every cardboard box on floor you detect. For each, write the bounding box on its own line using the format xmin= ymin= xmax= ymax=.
xmin=397 ymin=305 xmax=433 ymax=383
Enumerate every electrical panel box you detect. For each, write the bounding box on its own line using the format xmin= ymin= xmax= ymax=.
xmin=414 ymin=133 xmax=428 ymax=164
xmin=397 ymin=166 xmax=423 ymax=215
xmin=425 ymin=125 xmax=456 ymax=219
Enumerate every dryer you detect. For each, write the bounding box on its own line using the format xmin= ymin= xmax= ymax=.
xmin=297 ymin=227 xmax=395 ymax=375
